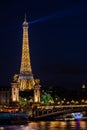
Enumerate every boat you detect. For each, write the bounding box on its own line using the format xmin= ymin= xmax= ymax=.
xmin=0 ymin=112 xmax=29 ymax=125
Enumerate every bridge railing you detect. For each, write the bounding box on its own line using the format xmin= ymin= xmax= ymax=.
xmin=37 ymin=104 xmax=87 ymax=109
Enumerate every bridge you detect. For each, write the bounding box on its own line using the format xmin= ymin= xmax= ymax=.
xmin=33 ymin=105 xmax=87 ymax=120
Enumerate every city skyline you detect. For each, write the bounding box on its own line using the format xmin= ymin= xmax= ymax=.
xmin=0 ymin=1 xmax=87 ymax=89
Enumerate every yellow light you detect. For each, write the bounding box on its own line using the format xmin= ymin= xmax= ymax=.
xmin=66 ymin=101 xmax=70 ymax=104
xmin=75 ymin=101 xmax=79 ymax=104
xmin=82 ymin=84 xmax=86 ymax=89
xmin=81 ymin=99 xmax=84 ymax=103
xmin=58 ymin=101 xmax=60 ymax=105
xmin=71 ymin=100 xmax=74 ymax=103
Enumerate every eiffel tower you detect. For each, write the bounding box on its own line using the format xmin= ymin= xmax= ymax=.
xmin=18 ymin=16 xmax=35 ymax=91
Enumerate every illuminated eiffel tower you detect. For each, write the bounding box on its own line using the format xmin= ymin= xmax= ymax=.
xmin=18 ymin=16 xmax=35 ymax=91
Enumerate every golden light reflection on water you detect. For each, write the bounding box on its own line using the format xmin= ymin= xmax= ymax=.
xmin=48 ymin=121 xmax=60 ymax=130
xmin=74 ymin=121 xmax=85 ymax=130
xmin=0 ymin=127 xmax=5 ymax=130
xmin=69 ymin=120 xmax=76 ymax=126
xmin=59 ymin=121 xmax=67 ymax=127
xmin=78 ymin=121 xmax=86 ymax=129
xmin=1 ymin=121 xmax=87 ymax=130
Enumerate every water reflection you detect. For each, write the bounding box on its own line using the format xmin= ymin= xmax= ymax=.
xmin=0 ymin=127 xmax=5 ymax=130
xmin=1 ymin=121 xmax=87 ymax=130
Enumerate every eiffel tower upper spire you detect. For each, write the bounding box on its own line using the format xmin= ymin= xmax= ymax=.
xmin=20 ymin=16 xmax=32 ymax=74
xmin=24 ymin=13 xmax=27 ymax=22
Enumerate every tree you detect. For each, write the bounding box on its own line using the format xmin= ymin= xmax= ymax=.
xmin=41 ymin=92 xmax=53 ymax=106
xmin=19 ymin=96 xmax=27 ymax=106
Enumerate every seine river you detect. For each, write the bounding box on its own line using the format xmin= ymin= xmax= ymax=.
xmin=0 ymin=121 xmax=87 ymax=130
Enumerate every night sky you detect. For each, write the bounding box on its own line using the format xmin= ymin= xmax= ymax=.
xmin=0 ymin=1 xmax=87 ymax=89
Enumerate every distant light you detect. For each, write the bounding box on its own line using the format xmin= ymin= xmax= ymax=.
xmin=81 ymin=99 xmax=85 ymax=102
xmin=0 ymin=127 xmax=4 ymax=130
xmin=72 ymin=112 xmax=83 ymax=120
xmin=82 ymin=84 xmax=86 ymax=89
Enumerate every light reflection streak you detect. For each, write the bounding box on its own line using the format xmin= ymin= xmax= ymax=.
xmin=0 ymin=121 xmax=87 ymax=130
xmin=78 ymin=121 xmax=86 ymax=129
xmin=0 ymin=127 xmax=5 ymax=130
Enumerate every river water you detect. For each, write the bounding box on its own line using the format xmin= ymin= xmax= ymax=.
xmin=0 ymin=121 xmax=87 ymax=130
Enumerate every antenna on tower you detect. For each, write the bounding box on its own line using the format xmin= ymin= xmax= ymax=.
xmin=24 ymin=13 xmax=27 ymax=22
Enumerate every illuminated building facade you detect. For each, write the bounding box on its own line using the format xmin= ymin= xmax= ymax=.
xmin=0 ymin=87 xmax=11 ymax=105
xmin=0 ymin=75 xmax=19 ymax=105
xmin=0 ymin=83 xmax=19 ymax=105
xmin=18 ymin=17 xmax=35 ymax=91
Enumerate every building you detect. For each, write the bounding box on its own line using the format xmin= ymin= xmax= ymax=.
xmin=0 ymin=83 xmax=19 ymax=105
xmin=0 ymin=87 xmax=11 ymax=105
